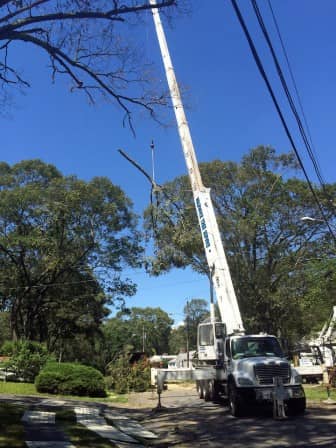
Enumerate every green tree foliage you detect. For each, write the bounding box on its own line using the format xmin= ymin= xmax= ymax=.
xmin=102 ymin=307 xmax=173 ymax=364
xmin=0 ymin=312 xmax=10 ymax=347
xmin=145 ymin=147 xmax=336 ymax=343
xmin=116 ymin=307 xmax=173 ymax=355
xmin=169 ymin=325 xmax=187 ymax=354
xmin=0 ymin=160 xmax=143 ymax=349
xmin=184 ymin=299 xmax=209 ymax=350
xmin=168 ymin=299 xmax=209 ymax=353
xmin=4 ymin=340 xmax=50 ymax=382
xmin=105 ymin=351 xmax=150 ymax=394
xmin=0 ymin=1 xmax=178 ymax=121
xmin=99 ymin=317 xmax=134 ymax=370
xmin=290 ymin=258 xmax=336 ymax=337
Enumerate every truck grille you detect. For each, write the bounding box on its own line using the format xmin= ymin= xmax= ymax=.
xmin=254 ymin=362 xmax=290 ymax=385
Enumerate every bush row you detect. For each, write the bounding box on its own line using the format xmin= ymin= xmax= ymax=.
xmin=1 ymin=340 xmax=151 ymax=397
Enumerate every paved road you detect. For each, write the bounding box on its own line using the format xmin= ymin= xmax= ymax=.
xmin=2 ymin=387 xmax=336 ymax=447
xmin=114 ymin=385 xmax=336 ymax=447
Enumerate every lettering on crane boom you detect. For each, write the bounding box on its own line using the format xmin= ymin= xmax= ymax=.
xmin=195 ymin=197 xmax=211 ymax=248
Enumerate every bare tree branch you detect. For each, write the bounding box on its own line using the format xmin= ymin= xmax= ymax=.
xmin=0 ymin=1 xmax=14 ymax=8
xmin=0 ymin=0 xmax=178 ymax=125
xmin=1 ymin=1 xmax=175 ymax=33
xmin=0 ymin=1 xmax=50 ymax=26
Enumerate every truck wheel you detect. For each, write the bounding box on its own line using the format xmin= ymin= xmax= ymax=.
xmin=228 ymin=383 xmax=244 ymax=417
xmin=286 ymin=397 xmax=306 ymax=416
xmin=196 ymin=380 xmax=204 ymax=399
xmin=208 ymin=380 xmax=219 ymax=402
xmin=203 ymin=380 xmax=211 ymax=401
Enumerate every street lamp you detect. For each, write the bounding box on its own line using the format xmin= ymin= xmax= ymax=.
xmin=301 ymin=216 xmax=336 ymax=243
xmin=301 ymin=216 xmax=324 ymax=223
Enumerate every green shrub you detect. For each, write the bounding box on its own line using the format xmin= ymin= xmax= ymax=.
xmin=130 ymin=359 xmax=151 ymax=392
xmin=1 ymin=340 xmax=15 ymax=356
xmin=35 ymin=362 xmax=107 ymax=397
xmin=4 ymin=340 xmax=50 ymax=382
xmin=106 ymin=354 xmax=150 ymax=394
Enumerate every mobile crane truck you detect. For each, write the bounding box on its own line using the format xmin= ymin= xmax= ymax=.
xmin=150 ymin=0 xmax=305 ymax=417
xmin=294 ymin=306 xmax=336 ymax=384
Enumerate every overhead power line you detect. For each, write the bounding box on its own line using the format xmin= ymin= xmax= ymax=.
xmin=251 ymin=0 xmax=329 ymax=196
xmin=229 ymin=0 xmax=336 ymax=245
xmin=266 ymin=0 xmax=320 ymax=170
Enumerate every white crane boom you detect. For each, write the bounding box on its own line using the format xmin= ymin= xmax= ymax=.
xmin=150 ymin=0 xmax=243 ymax=334
xmin=319 ymin=306 xmax=336 ymax=341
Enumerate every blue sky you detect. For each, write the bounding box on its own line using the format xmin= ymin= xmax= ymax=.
xmin=1 ymin=0 xmax=335 ymax=323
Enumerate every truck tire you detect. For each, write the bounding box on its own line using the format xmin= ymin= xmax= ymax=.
xmin=286 ymin=397 xmax=306 ymax=416
xmin=203 ymin=380 xmax=211 ymax=401
xmin=208 ymin=380 xmax=220 ymax=402
xmin=196 ymin=380 xmax=204 ymax=399
xmin=228 ymin=382 xmax=244 ymax=417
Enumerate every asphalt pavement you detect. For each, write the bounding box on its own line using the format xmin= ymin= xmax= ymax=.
xmin=1 ymin=386 xmax=336 ymax=447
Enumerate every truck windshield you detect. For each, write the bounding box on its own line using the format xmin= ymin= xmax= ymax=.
xmin=231 ymin=337 xmax=284 ymax=359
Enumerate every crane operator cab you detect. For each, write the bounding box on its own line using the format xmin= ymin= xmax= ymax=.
xmin=198 ymin=321 xmax=226 ymax=365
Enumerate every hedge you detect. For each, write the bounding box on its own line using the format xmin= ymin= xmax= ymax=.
xmin=35 ymin=362 xmax=107 ymax=397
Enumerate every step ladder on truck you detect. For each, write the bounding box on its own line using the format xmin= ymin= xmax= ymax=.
xmin=149 ymin=0 xmax=305 ymax=417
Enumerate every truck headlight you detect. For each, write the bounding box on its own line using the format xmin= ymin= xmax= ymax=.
xmin=237 ymin=377 xmax=254 ymax=386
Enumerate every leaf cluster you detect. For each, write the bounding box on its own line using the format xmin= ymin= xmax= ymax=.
xmin=105 ymin=351 xmax=150 ymax=394
xmin=3 ymin=339 xmax=50 ymax=382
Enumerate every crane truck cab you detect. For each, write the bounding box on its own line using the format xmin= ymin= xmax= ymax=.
xmin=196 ymin=326 xmax=305 ymax=416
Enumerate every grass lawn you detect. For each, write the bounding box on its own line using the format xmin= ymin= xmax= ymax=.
xmin=0 ymin=404 xmax=122 ymax=448
xmin=303 ymin=384 xmax=336 ymax=402
xmin=0 ymin=403 xmax=25 ymax=448
xmin=1 ymin=380 xmax=334 ymax=405
xmin=0 ymin=384 xmax=127 ymax=447
xmin=0 ymin=381 xmax=129 ymax=446
xmin=0 ymin=381 xmax=127 ymax=403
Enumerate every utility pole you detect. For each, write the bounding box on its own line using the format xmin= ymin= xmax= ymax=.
xmin=186 ymin=300 xmax=190 ymax=368
xmin=150 ymin=140 xmax=155 ymax=183
xmin=142 ymin=324 xmax=146 ymax=353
